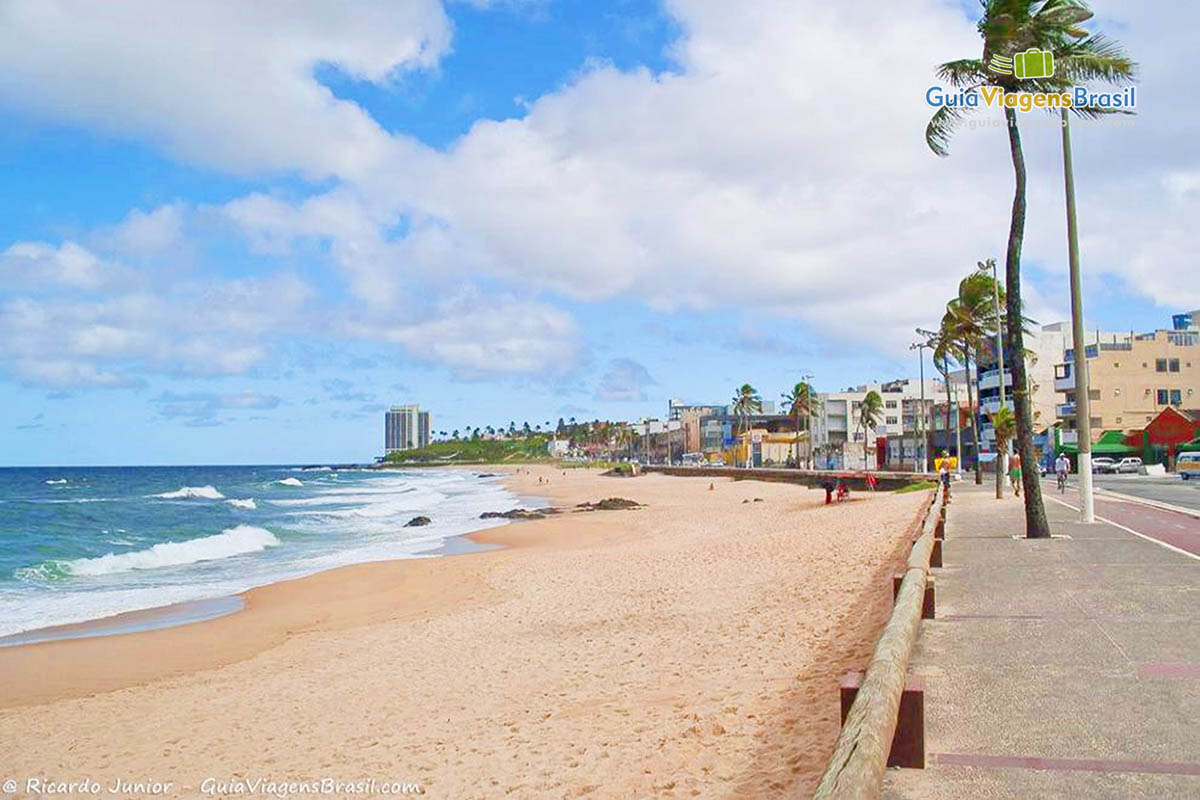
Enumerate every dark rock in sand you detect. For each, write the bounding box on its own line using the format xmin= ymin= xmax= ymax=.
xmin=574 ymin=497 xmax=643 ymax=512
xmin=480 ymin=508 xmax=555 ymax=520
xmin=404 ymin=516 xmax=432 ymax=527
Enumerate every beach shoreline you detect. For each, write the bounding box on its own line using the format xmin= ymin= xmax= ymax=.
xmin=0 ymin=466 xmax=929 ymax=797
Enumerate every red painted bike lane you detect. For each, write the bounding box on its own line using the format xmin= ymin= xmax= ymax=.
xmin=1046 ymin=484 xmax=1200 ymax=557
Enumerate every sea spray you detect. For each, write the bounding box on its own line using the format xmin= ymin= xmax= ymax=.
xmin=152 ymin=485 xmax=225 ymax=500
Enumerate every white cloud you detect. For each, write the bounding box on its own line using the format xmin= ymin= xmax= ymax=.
xmin=0 ymin=241 xmax=121 ymax=290
xmin=0 ymin=0 xmax=451 ymax=178
xmin=155 ymin=390 xmax=282 ymax=425
xmin=347 ymin=290 xmax=583 ymax=377
xmin=0 ymin=242 xmax=314 ymax=387
xmin=3 ymin=0 xmax=1198 ymax=393
xmin=595 ymin=358 xmax=657 ymax=402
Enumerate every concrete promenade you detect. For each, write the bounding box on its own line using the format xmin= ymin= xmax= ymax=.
xmin=883 ymin=481 xmax=1200 ymax=799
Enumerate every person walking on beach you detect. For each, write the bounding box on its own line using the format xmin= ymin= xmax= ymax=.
xmin=1009 ymin=453 xmax=1022 ymax=497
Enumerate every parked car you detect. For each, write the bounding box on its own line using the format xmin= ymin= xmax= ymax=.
xmin=1091 ymin=457 xmax=1116 ymax=474
xmin=1179 ymin=452 xmax=1200 ymax=481
xmin=1114 ymin=457 xmax=1144 ymax=474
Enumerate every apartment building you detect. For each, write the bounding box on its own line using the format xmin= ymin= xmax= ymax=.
xmin=1056 ymin=313 xmax=1200 ymax=440
xmin=975 ymin=322 xmax=1073 ymax=456
xmin=384 ymin=405 xmax=432 ymax=453
xmin=812 ymin=378 xmax=942 ymax=469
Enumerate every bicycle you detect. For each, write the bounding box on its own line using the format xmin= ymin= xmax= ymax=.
xmin=1056 ymin=471 xmax=1068 ymax=494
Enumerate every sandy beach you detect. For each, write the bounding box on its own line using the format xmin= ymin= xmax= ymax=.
xmin=0 ymin=467 xmax=927 ymax=798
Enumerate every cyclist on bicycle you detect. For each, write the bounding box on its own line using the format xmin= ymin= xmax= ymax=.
xmin=1054 ymin=452 xmax=1071 ymax=493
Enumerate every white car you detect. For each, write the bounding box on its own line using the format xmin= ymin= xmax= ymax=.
xmin=1114 ymin=457 xmax=1144 ymax=474
xmin=1091 ymin=457 xmax=1116 ymax=474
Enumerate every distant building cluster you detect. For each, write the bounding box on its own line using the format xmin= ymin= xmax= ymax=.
xmin=385 ymin=405 xmax=431 ymax=454
xmin=377 ymin=310 xmax=1200 ymax=473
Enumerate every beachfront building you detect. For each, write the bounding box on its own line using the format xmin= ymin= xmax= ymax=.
xmin=813 ymin=378 xmax=941 ymax=471
xmin=974 ymin=322 xmax=1073 ymax=469
xmin=1055 ymin=313 xmax=1200 ymax=443
xmin=385 ymin=405 xmax=432 ymax=454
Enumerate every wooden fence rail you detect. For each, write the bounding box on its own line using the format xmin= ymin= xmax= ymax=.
xmin=812 ymin=489 xmax=943 ymax=799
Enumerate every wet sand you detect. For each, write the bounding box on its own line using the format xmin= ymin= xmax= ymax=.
xmin=0 ymin=466 xmax=927 ymax=798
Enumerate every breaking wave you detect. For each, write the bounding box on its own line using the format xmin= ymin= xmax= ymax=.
xmin=152 ymin=485 xmax=225 ymax=500
xmin=16 ymin=525 xmax=280 ymax=580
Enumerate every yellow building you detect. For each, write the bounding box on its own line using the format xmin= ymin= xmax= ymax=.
xmin=735 ymin=429 xmax=810 ymax=467
xmin=1056 ymin=327 xmax=1200 ymax=441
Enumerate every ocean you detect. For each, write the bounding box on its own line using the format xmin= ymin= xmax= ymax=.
xmin=0 ymin=466 xmax=521 ymax=642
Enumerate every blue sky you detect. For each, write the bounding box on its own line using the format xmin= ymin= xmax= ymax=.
xmin=2 ymin=0 xmax=1196 ymax=465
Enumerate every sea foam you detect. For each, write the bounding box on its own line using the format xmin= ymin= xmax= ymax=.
xmin=276 ymin=477 xmax=303 ymax=487
xmin=44 ymin=479 xmax=68 ymax=485
xmin=227 ymin=498 xmax=257 ymax=510
xmin=153 ymin=485 xmax=225 ymax=500
xmin=19 ymin=525 xmax=281 ymax=579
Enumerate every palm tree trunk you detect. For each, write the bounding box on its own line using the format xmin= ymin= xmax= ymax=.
xmin=966 ymin=343 xmax=982 ymax=485
xmin=1003 ymin=107 xmax=1051 ymax=539
xmin=794 ymin=409 xmax=801 ymax=469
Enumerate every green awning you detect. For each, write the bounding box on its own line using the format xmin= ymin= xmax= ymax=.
xmin=1096 ymin=430 xmax=1130 ymax=446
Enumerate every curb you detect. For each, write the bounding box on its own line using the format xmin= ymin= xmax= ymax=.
xmin=1092 ymin=488 xmax=1200 ymax=521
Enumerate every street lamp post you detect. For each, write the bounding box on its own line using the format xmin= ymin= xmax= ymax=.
xmin=979 ymin=258 xmax=1008 ymax=500
xmin=910 ymin=341 xmax=929 ymax=473
xmin=1062 ymin=108 xmax=1095 ymax=523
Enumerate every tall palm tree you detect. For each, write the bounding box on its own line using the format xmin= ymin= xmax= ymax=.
xmin=781 ymin=380 xmax=820 ymax=469
xmin=942 ymin=271 xmax=1002 ymax=484
xmin=732 ymin=384 xmax=762 ymax=468
xmin=858 ymin=390 xmax=884 ymax=469
xmin=927 ymin=0 xmax=1134 ymax=536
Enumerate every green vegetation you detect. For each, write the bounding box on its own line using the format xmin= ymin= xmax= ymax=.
xmin=385 ymin=435 xmax=553 ymax=464
xmin=858 ymin=390 xmax=884 ymax=469
xmin=781 ymin=379 xmax=820 ymax=469
xmin=732 ymin=383 xmax=762 ymax=468
xmin=894 ymin=480 xmax=938 ymax=494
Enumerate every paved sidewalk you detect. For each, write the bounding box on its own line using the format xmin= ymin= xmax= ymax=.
xmin=883 ymin=482 xmax=1200 ymax=799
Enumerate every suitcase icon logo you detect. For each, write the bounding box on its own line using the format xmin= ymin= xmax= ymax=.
xmin=988 ymin=49 xmax=1054 ymax=80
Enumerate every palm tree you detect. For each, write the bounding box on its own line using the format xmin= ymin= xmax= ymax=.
xmin=858 ymin=390 xmax=884 ymax=469
xmin=928 ymin=0 xmax=1136 ymax=535
xmin=992 ymin=406 xmax=1017 ymax=456
xmin=613 ymin=425 xmax=633 ymax=461
xmin=732 ymin=384 xmax=762 ymax=468
xmin=941 ymin=270 xmax=1003 ymax=485
xmin=781 ymin=380 xmax=820 ymax=469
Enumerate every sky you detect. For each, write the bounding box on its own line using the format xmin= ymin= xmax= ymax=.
xmin=2 ymin=0 xmax=1198 ymax=466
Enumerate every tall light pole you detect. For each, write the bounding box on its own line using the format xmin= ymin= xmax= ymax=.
xmin=979 ymin=258 xmax=1007 ymax=500
xmin=1062 ymin=108 xmax=1095 ymax=523
xmin=910 ymin=341 xmax=929 ymax=473
xmin=953 ymin=375 xmax=963 ymax=476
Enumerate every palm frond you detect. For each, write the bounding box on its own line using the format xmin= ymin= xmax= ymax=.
xmin=1056 ymin=34 xmax=1137 ymax=85
xmin=925 ymin=103 xmax=978 ymax=158
xmin=936 ymin=59 xmax=988 ymax=87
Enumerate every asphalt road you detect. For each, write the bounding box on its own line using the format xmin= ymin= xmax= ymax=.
xmin=1085 ymin=473 xmax=1200 ymax=512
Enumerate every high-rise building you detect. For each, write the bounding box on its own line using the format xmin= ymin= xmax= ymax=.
xmin=385 ymin=405 xmax=432 ymax=453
